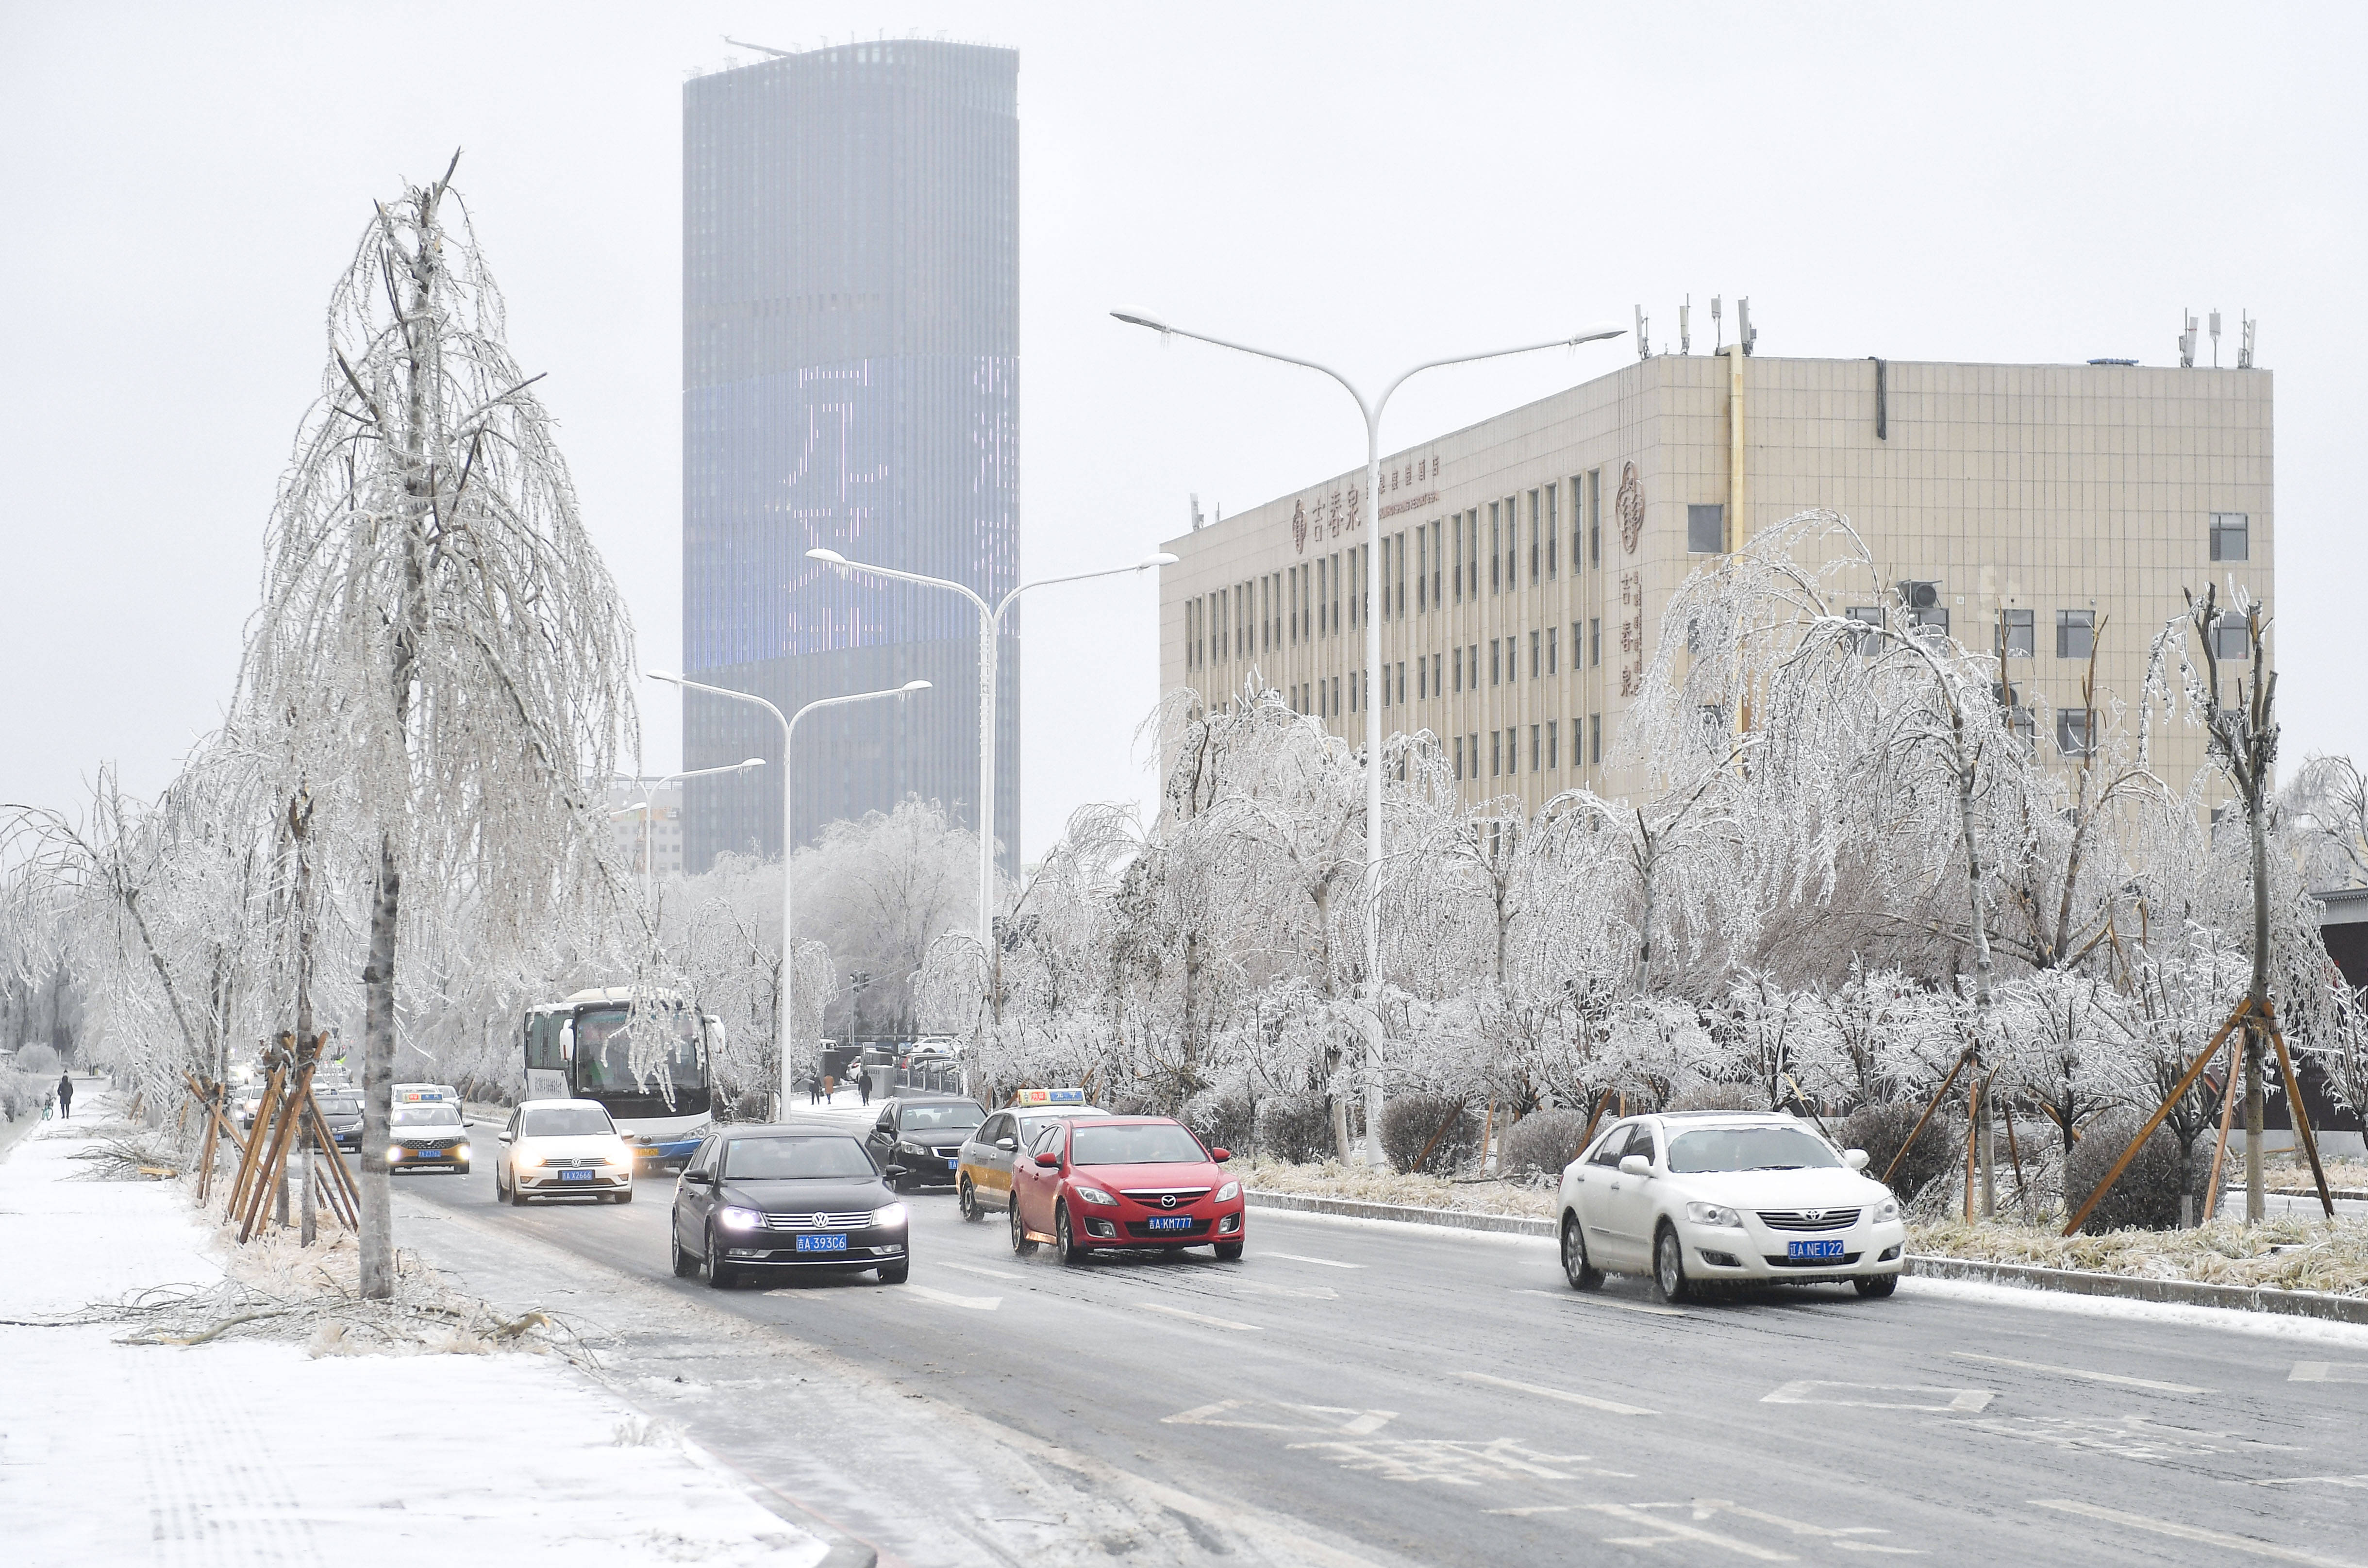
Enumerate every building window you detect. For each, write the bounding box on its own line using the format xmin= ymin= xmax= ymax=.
xmin=1546 ymin=719 xmax=1559 ymax=769
xmin=2211 ymin=614 xmax=2251 ymax=661
xmin=2057 ymin=609 xmax=2095 ymax=660
xmin=1469 ymin=734 xmax=1479 ymax=781
xmin=1492 ymin=730 xmax=1501 ymax=777
xmin=1431 ymin=519 xmax=1443 ymax=609
xmin=1453 ymin=647 xmax=1463 ymax=693
xmin=1417 ymin=657 xmax=1427 ymax=700
xmin=1845 ymin=605 xmax=1884 ymax=654
xmin=1688 ymin=504 xmax=1725 ymax=554
xmin=1415 ymin=531 xmax=1427 ymax=613
xmin=1506 ymin=497 xmax=1519 ymax=588
xmin=1546 ymin=484 xmax=1559 ymax=579
xmin=2057 ymin=708 xmax=2095 ymax=757
xmin=1432 ymin=652 xmax=1442 ymax=699
xmin=1396 ymin=531 xmax=1407 ymax=617
xmin=1333 ymin=552 xmax=1343 ymax=633
xmin=2006 ymin=706 xmax=2036 ymax=746
xmin=1333 ymin=675 xmax=1342 ymax=715
xmin=1547 ymin=626 xmax=1559 ymax=675
xmin=1397 ymin=661 xmax=1406 ymax=703
xmin=2210 ymin=512 xmax=2250 ymax=562
xmin=1490 ymin=639 xmax=1501 ymax=686
xmin=1453 ymin=735 xmax=1464 ymax=780
xmin=1489 ymin=502 xmax=1501 ymax=593
xmin=1589 ymin=469 xmax=1602 ymax=566
xmin=2001 ymin=608 xmax=2034 ymax=659
xmin=1453 ymin=515 xmax=1464 ymax=602
xmin=1529 ymin=629 xmax=1541 ymax=678
xmin=1469 ymin=645 xmax=1478 ymax=691
xmin=1529 ymin=723 xmax=1540 ymax=771
xmin=1590 ymin=618 xmax=1601 ymax=668
xmin=1350 ymin=671 xmax=1358 ymax=712
xmin=1468 ymin=518 xmax=1479 ymax=601
xmin=1589 ymin=713 xmax=1602 ymax=765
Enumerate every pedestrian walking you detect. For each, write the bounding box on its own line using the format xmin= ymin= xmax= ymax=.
xmin=805 ymin=1070 xmax=820 ymax=1106
xmin=857 ymin=1068 xmax=871 ymax=1106
xmin=56 ymin=1073 xmax=73 ymax=1119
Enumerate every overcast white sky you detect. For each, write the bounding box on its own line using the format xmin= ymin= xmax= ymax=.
xmin=3 ymin=2 xmax=2361 ymax=859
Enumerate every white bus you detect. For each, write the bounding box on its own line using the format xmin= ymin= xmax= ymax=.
xmin=521 ymin=988 xmax=719 ymax=1172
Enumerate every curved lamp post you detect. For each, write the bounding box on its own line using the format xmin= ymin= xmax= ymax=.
xmin=646 ymin=671 xmax=929 ymax=1117
xmin=1111 ymin=311 xmax=1624 ymax=1163
xmin=804 ymin=547 xmax=1176 ymax=1097
xmin=615 ymin=758 xmax=767 ymax=905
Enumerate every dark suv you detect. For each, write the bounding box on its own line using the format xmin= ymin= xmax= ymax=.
xmin=863 ymin=1095 xmax=986 ymax=1192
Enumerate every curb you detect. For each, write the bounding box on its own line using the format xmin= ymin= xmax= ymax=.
xmin=1903 ymin=1253 xmax=2368 ymax=1324
xmin=1246 ymin=1188 xmax=1554 ymax=1237
xmin=2228 ymin=1187 xmax=2368 ymax=1203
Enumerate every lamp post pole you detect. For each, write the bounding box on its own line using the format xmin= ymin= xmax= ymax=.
xmin=805 ymin=549 xmax=1176 ymax=1099
xmin=1111 ymin=311 xmax=1624 ymax=1163
xmin=616 ymin=758 xmax=767 ymax=906
xmin=647 ymin=673 xmax=929 ymax=1118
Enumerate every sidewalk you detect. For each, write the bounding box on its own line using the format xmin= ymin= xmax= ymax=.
xmin=0 ymin=1092 xmax=832 ymax=1567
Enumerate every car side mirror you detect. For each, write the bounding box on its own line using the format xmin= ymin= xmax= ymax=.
xmin=1033 ymin=1151 xmax=1061 ymax=1168
xmin=1618 ymin=1154 xmax=1651 ymax=1178
xmin=497 ymin=1131 xmax=513 ymax=1143
xmin=1210 ymin=1148 xmax=1232 ymax=1163
xmin=996 ymin=1138 xmax=1017 ymax=1151
xmin=682 ymin=1169 xmax=711 ymax=1185
xmin=1844 ymin=1149 xmax=1870 ymax=1171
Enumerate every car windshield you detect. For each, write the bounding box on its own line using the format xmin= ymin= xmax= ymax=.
xmin=1667 ymin=1126 xmax=1843 ymax=1173
xmin=724 ymin=1136 xmax=876 ymax=1180
xmin=899 ymin=1103 xmax=984 ymax=1132
xmin=1071 ymin=1124 xmax=1207 ymax=1166
xmin=391 ymin=1104 xmax=462 ymax=1127
xmin=319 ymin=1095 xmax=362 ymax=1115
xmin=522 ymin=1106 xmax=613 ymax=1138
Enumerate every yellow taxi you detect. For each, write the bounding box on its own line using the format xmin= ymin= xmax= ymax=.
xmin=955 ymin=1089 xmax=1109 ymax=1222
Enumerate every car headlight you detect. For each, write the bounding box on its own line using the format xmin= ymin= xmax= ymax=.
xmin=718 ymin=1206 xmax=765 ymax=1231
xmin=1684 ymin=1202 xmax=1742 ymax=1229
xmin=1074 ymin=1185 xmax=1118 ymax=1207
xmin=1873 ymin=1196 xmax=1900 ymax=1223
xmin=385 ymin=1147 xmax=404 ymax=1162
xmin=516 ymin=1155 xmax=542 ymax=1169
xmin=870 ymin=1202 xmax=908 ymax=1228
xmin=1215 ymin=1181 xmax=1241 ymax=1203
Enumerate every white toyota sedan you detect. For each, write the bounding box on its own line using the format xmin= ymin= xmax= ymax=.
xmin=1557 ymin=1111 xmax=1905 ymax=1302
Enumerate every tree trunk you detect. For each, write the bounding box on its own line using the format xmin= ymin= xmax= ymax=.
xmin=358 ymin=835 xmax=400 ymax=1298
xmin=293 ymin=791 xmax=317 ymax=1248
xmin=1951 ymin=706 xmax=1998 ymax=1218
xmin=2246 ymin=772 xmax=2271 ymax=1223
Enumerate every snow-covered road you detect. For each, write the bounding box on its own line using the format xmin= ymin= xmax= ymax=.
xmin=0 ymin=1090 xmax=839 ymax=1568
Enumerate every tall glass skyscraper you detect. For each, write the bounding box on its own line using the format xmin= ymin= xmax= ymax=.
xmin=681 ymin=40 xmax=1019 ymax=871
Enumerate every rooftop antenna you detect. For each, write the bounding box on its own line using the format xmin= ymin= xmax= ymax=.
xmin=2238 ymin=311 xmax=2256 ymax=369
xmin=1737 ymin=296 xmax=1757 ymax=356
xmin=1634 ymin=305 xmax=1651 ymax=359
xmin=1679 ymin=296 xmax=1692 ymax=355
xmin=1711 ymin=295 xmax=1724 ymax=353
xmin=1190 ymin=493 xmax=1206 ymax=532
xmin=2209 ymin=308 xmax=2222 ymax=367
xmin=2178 ymin=310 xmax=2198 ymax=368
xmin=724 ymin=34 xmax=795 ymax=57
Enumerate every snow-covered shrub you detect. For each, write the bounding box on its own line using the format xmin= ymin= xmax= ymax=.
xmin=1501 ymin=1108 xmax=1593 ymax=1178
xmin=2065 ymin=1110 xmax=2208 ymax=1233
xmin=1380 ymin=1093 xmax=1480 ymax=1175
xmin=1184 ymin=1088 xmax=1256 ymax=1157
xmin=1665 ymin=1080 xmax=1761 ymax=1113
xmin=1255 ymin=1096 xmax=1334 ymax=1163
xmin=1840 ymin=1101 xmax=1959 ymax=1204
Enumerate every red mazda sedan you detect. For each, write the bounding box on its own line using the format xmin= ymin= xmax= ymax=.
xmin=1009 ymin=1116 xmax=1245 ymax=1264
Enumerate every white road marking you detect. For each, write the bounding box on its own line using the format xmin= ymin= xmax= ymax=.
xmin=2030 ymin=1499 xmax=2365 ymax=1567
xmin=903 ymin=1284 xmax=1000 ymax=1311
xmin=939 ymin=1261 xmax=1019 ymax=1281
xmin=1163 ymin=1400 xmax=1395 ymax=1435
xmin=1231 ymin=1279 xmax=1340 ymax=1300
xmin=2290 ymin=1362 xmax=2368 ymax=1383
xmin=1582 ymin=1503 xmax=1797 ymax=1562
xmin=1970 ymin=1413 xmax=2303 ymax=1461
xmin=1764 ymin=1381 xmax=1992 ymax=1412
xmin=1140 ymin=1301 xmax=1260 ymax=1332
xmin=1460 ymin=1369 xmax=1655 ymax=1417
xmin=1288 ymin=1437 xmax=1629 ymax=1486
xmin=1953 ymin=1351 xmax=2213 ymax=1393
xmin=2255 ymin=1475 xmax=2368 ymax=1491
xmin=1514 ymin=1286 xmax=1684 ymax=1318
xmin=1265 ymin=1251 xmax=1365 ymax=1269
xmin=1501 ymin=1501 xmax=1918 ymax=1556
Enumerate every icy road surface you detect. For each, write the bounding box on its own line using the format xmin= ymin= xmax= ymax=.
xmin=385 ymin=1110 xmax=2368 ymax=1568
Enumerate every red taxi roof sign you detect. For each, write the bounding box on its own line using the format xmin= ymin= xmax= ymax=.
xmin=1012 ymin=1087 xmax=1086 ymax=1106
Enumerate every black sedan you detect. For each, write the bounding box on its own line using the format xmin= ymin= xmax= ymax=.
xmin=862 ymin=1094 xmax=987 ymax=1192
xmin=670 ymin=1126 xmax=909 ymax=1287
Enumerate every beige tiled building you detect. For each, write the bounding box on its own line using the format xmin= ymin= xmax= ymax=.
xmin=1159 ymin=352 xmax=2271 ymax=806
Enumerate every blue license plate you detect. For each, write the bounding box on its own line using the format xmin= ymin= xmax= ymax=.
xmin=1787 ymin=1239 xmax=1844 ymax=1260
xmin=560 ymin=1168 xmax=594 ymax=1183
xmin=1146 ymin=1215 xmax=1194 ymax=1232
xmin=946 ymin=1158 xmax=960 ymax=1169
xmin=795 ymin=1234 xmax=848 ymax=1252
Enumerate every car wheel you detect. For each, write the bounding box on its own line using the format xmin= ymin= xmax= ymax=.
xmin=703 ymin=1225 xmax=737 ymax=1289
xmin=1855 ymin=1273 xmax=1899 ymax=1299
xmin=958 ymin=1177 xmax=983 ymax=1222
xmin=876 ymin=1259 xmax=910 ymax=1284
xmin=1213 ymin=1240 xmax=1244 ymax=1262
xmin=891 ymin=1170 xmax=914 ymax=1195
xmin=1009 ymin=1194 xmax=1037 ymax=1256
xmin=614 ymin=1187 xmax=633 ymax=1205
xmin=1653 ymin=1222 xmax=1691 ymax=1304
xmin=1056 ymin=1204 xmax=1087 ymax=1267
xmin=1561 ymin=1213 xmax=1604 ymax=1291
xmin=671 ymin=1225 xmax=697 ymax=1279
xmin=508 ymin=1167 xmax=531 ymax=1207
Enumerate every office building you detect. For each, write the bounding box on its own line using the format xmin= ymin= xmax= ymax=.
xmin=1161 ymin=353 xmax=2271 ymax=807
xmin=610 ymin=782 xmax=684 ymax=882
xmin=681 ymin=39 xmax=1020 ymax=870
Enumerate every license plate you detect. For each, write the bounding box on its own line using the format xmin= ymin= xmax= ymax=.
xmin=560 ymin=1168 xmax=594 ymax=1183
xmin=946 ymin=1158 xmax=960 ymax=1169
xmin=1787 ymin=1239 xmax=1844 ymax=1260
xmin=1146 ymin=1215 xmax=1194 ymax=1232
xmin=795 ymin=1234 xmax=848 ymax=1252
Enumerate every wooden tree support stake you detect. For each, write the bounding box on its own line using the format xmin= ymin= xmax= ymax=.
xmin=225 ymin=1066 xmax=286 ymax=1221
xmin=2063 ymin=998 xmax=2251 ymax=1237
xmin=2266 ymin=1024 xmax=2337 ymax=1220
xmin=2201 ymin=1034 xmax=2240 ymax=1223
xmin=1883 ymin=1051 xmax=1971 ymax=1187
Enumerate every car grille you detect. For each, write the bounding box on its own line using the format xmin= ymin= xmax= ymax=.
xmin=762 ymin=1211 xmax=877 ymax=1231
xmin=1124 ymin=1218 xmax=1211 ymax=1238
xmin=539 ymin=1155 xmax=606 ymax=1168
xmin=1120 ymin=1187 xmax=1211 ymax=1207
xmin=1763 ymin=1252 xmax=1865 ymax=1268
xmin=399 ymin=1138 xmax=463 ymax=1152
xmin=1757 ymin=1208 xmax=1861 ymax=1232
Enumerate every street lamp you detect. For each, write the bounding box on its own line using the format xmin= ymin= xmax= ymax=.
xmin=804 ymin=546 xmax=1175 ymax=1096
xmin=645 ymin=671 xmax=929 ymax=1118
xmin=1112 ymin=310 xmax=1624 ymax=1164
xmin=615 ymin=759 xmax=767 ymax=906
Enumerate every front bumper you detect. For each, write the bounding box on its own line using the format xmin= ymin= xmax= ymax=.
xmin=626 ymin=1138 xmax=701 ymax=1171
xmin=1074 ymin=1205 xmax=1245 ymax=1248
xmin=719 ymin=1229 xmax=907 ymax=1269
xmin=889 ymin=1150 xmax=964 ymax=1187
xmin=388 ymin=1145 xmax=471 ymax=1170
xmin=1679 ymin=1220 xmax=1905 ymax=1281
xmin=517 ymin=1165 xmax=627 ymax=1192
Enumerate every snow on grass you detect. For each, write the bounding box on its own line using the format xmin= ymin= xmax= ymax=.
xmin=1909 ymin=1214 xmax=2368 ymax=1296
xmin=1241 ymin=1155 xmax=1554 ymax=1218
xmin=0 ymin=1094 xmax=829 ymax=1566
